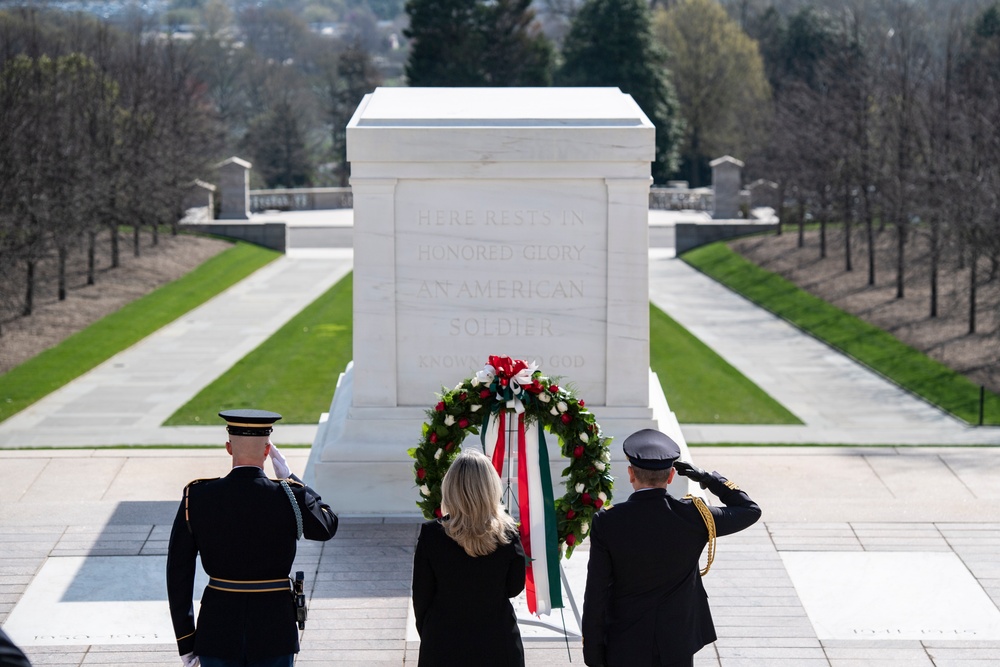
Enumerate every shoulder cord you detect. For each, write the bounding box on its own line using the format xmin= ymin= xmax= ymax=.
xmin=280 ymin=480 xmax=303 ymax=540
xmin=185 ymin=484 xmax=193 ymax=534
xmin=684 ymin=494 xmax=716 ymax=576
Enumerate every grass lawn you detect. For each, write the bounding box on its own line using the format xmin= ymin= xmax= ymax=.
xmin=682 ymin=241 xmax=1000 ymax=425
xmin=0 ymin=241 xmax=279 ymax=423
xmin=164 ymin=272 xmax=354 ymax=425
xmin=649 ymin=304 xmax=801 ymax=424
xmin=167 ymin=270 xmax=796 ymax=425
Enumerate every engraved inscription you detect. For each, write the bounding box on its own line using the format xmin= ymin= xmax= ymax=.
xmin=417 ymin=279 xmax=584 ymax=299
xmin=449 ymin=317 xmax=553 ymax=336
xmin=416 ymin=244 xmax=586 ymax=262
xmin=416 ymin=209 xmax=585 ymax=226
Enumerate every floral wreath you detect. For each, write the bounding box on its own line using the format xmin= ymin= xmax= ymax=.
xmin=408 ymin=355 xmax=613 ymax=557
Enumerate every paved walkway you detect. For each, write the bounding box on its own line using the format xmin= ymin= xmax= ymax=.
xmin=0 ymin=251 xmax=352 ymax=448
xmin=2 ymin=246 xmax=1000 ymax=665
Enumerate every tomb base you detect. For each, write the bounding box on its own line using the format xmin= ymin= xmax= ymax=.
xmin=305 ymin=363 xmax=691 ymax=515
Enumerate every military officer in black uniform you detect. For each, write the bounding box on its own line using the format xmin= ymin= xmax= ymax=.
xmin=582 ymin=429 xmax=761 ymax=667
xmin=167 ymin=409 xmax=338 ymax=667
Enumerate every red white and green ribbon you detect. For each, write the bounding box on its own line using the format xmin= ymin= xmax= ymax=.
xmin=484 ymin=410 xmax=563 ymax=615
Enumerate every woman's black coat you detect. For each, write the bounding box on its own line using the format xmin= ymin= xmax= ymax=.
xmin=411 ymin=519 xmax=526 ymax=667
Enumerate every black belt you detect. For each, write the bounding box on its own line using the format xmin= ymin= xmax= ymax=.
xmin=207 ymin=577 xmax=291 ymax=593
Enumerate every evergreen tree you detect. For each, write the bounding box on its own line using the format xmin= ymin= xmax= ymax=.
xmin=557 ymin=0 xmax=683 ymax=181
xmin=404 ymin=0 xmax=553 ymax=86
xmin=242 ymin=99 xmax=313 ymax=188
xmin=404 ymin=0 xmax=486 ymax=86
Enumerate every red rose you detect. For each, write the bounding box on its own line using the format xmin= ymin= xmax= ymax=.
xmin=550 ymin=384 xmax=560 ymax=393
xmin=445 ymin=442 xmax=454 ymax=451
xmin=458 ymin=418 xmax=469 ymax=428
xmin=594 ymin=499 xmax=604 ymax=510
xmin=561 ymin=414 xmax=571 ymax=424
xmin=480 ymin=389 xmax=491 ymax=399
xmin=500 ymin=378 xmax=508 ymax=387
xmin=566 ymin=533 xmax=576 ymax=546
xmin=582 ymin=493 xmax=592 ymax=505
xmin=566 ymin=509 xmax=576 ymax=519
xmin=434 ymin=508 xmax=443 ymax=518
xmin=435 ymin=402 xmax=445 ymax=412
xmin=573 ymin=445 xmax=584 ymax=458
xmin=459 ymin=393 xmax=467 ymax=401
xmin=429 ymin=433 xmax=438 ymax=444
xmin=579 ymin=400 xmax=585 ymax=408
xmin=417 ymin=468 xmax=426 ymax=480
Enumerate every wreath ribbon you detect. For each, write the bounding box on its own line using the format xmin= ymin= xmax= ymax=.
xmin=484 ymin=410 xmax=563 ymax=616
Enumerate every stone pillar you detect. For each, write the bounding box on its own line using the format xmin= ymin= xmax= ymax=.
xmin=217 ymin=157 xmax=252 ymax=220
xmin=710 ymin=155 xmax=745 ymax=219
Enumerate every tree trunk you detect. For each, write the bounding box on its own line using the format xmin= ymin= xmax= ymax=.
xmin=133 ymin=224 xmax=141 ymax=257
xmin=819 ymin=213 xmax=827 ymax=259
xmin=845 ymin=218 xmax=853 ymax=273
xmin=152 ymin=222 xmax=159 ymax=246
xmin=797 ymin=200 xmax=805 ymax=249
xmin=969 ymin=250 xmax=978 ymax=335
xmin=23 ymin=260 xmax=35 ymax=316
xmin=895 ymin=223 xmax=906 ymax=299
xmin=87 ymin=231 xmax=97 ymax=285
xmin=776 ymin=183 xmax=785 ymax=236
xmin=929 ymin=222 xmax=939 ymax=318
xmin=58 ymin=246 xmax=68 ymax=301
xmin=866 ymin=214 xmax=876 ymax=286
xmin=843 ymin=185 xmax=852 ymax=272
xmin=110 ymin=222 xmax=120 ymax=268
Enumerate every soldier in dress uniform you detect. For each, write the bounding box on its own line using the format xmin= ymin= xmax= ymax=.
xmin=582 ymin=429 xmax=761 ymax=667
xmin=167 ymin=409 xmax=338 ymax=667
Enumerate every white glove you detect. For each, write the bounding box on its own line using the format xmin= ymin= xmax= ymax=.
xmin=180 ymin=652 xmax=199 ymax=667
xmin=269 ymin=442 xmax=291 ymax=479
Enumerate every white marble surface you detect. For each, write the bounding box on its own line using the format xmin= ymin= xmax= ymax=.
xmin=313 ymin=87 xmax=663 ymax=512
xmin=4 ymin=555 xmax=208 ymax=646
xmin=781 ymin=551 xmax=1000 ymax=640
xmin=394 ymin=179 xmax=608 ymax=404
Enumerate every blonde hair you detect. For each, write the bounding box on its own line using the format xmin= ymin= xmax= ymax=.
xmin=441 ymin=449 xmax=516 ymax=557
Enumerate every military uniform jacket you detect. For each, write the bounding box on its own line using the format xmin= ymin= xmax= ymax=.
xmin=411 ymin=519 xmax=526 ymax=667
xmin=166 ymin=467 xmax=338 ymax=660
xmin=582 ymin=477 xmax=760 ymax=667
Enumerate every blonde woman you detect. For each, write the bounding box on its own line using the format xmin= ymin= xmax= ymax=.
xmin=411 ymin=448 xmax=526 ymax=667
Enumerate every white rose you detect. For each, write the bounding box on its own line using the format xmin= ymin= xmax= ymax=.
xmin=575 ymin=483 xmax=585 ymax=493
xmin=550 ymin=407 xmax=559 ymax=416
xmin=594 ymin=461 xmax=605 ymax=472
xmin=471 ymin=376 xmax=480 ymax=387
xmin=598 ymin=492 xmax=608 ymax=503
xmin=420 ymin=485 xmax=431 ymax=496
xmin=444 ymin=415 xmax=455 ymax=426
xmin=602 ymin=450 xmax=611 ymax=463
xmin=539 ymin=392 xmax=551 ymax=403
xmin=434 ymin=448 xmax=443 ymax=460
xmin=557 ymin=401 xmax=568 ymax=413
xmin=580 ymin=521 xmax=589 ymax=535
xmin=471 ymin=404 xmax=481 ymax=412
xmin=579 ymin=432 xmax=589 ymax=443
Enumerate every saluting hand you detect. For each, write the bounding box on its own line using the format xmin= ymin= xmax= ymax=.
xmin=269 ymin=442 xmax=292 ymax=479
xmin=673 ymin=461 xmax=711 ymax=488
